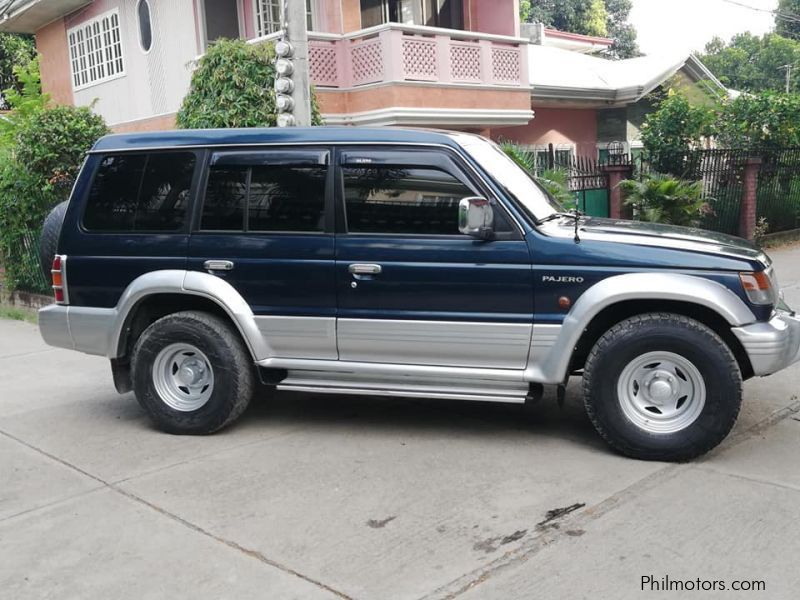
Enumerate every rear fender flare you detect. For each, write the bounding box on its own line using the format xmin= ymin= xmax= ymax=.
xmin=109 ymin=270 xmax=271 ymax=360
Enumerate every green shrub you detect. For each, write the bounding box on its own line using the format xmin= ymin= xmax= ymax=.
xmin=15 ymin=104 xmax=108 ymax=187
xmin=0 ymin=60 xmax=108 ymax=292
xmin=640 ymin=92 xmax=717 ymax=177
xmin=620 ymin=174 xmax=709 ymax=227
xmin=177 ymin=38 xmax=322 ymax=129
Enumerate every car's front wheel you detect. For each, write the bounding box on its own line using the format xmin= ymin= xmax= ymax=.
xmin=583 ymin=313 xmax=742 ymax=461
xmin=131 ymin=311 xmax=254 ymax=434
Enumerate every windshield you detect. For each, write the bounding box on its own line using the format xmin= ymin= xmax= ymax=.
xmin=453 ymin=135 xmax=561 ymax=221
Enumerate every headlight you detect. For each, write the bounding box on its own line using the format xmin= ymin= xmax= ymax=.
xmin=739 ymin=270 xmax=777 ymax=305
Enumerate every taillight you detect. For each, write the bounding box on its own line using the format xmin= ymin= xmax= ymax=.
xmin=51 ymin=255 xmax=68 ymax=305
xmin=739 ymin=271 xmax=774 ymax=306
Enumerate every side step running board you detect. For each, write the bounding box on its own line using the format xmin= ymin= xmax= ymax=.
xmin=276 ymin=372 xmax=529 ymax=404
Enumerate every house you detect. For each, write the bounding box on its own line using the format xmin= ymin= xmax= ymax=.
xmin=0 ymin=0 xmax=533 ymax=133
xmin=492 ymin=31 xmax=729 ymax=162
xmin=0 ymin=0 xmax=727 ymax=157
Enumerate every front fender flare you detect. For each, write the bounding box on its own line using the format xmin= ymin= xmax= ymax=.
xmin=524 ymin=272 xmax=756 ymax=384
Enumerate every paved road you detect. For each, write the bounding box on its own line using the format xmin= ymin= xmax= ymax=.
xmin=2 ymin=247 xmax=800 ymax=599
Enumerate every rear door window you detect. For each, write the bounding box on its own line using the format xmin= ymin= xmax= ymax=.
xmin=199 ymin=151 xmax=328 ymax=233
xmin=83 ymin=151 xmax=196 ymax=232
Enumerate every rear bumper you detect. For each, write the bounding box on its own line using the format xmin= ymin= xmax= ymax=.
xmin=38 ymin=304 xmax=115 ymax=357
xmin=732 ymin=310 xmax=800 ymax=376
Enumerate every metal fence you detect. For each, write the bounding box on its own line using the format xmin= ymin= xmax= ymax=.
xmin=636 ymin=149 xmax=750 ymax=235
xmin=535 ymin=149 xmax=610 ymax=217
xmin=14 ymin=229 xmax=50 ymax=295
xmin=755 ymin=148 xmax=800 ymax=234
xmin=634 ymin=147 xmax=800 ymax=235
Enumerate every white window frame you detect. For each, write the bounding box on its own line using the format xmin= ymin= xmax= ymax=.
xmin=67 ymin=9 xmax=125 ymax=91
xmin=253 ymin=0 xmax=316 ymax=37
xmin=253 ymin=0 xmax=282 ymax=37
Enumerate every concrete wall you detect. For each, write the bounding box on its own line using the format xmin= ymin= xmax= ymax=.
xmin=35 ymin=18 xmax=73 ymax=106
xmin=492 ymin=107 xmax=598 ymax=160
xmin=467 ymin=0 xmax=519 ymax=36
xmin=61 ymin=0 xmax=198 ymax=128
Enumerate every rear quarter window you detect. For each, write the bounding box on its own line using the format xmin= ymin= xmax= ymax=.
xmin=83 ymin=152 xmax=197 ymax=232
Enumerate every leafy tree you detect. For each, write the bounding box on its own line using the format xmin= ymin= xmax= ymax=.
xmin=523 ymin=0 xmax=639 ymax=58
xmin=776 ymin=0 xmax=800 ymax=40
xmin=520 ymin=0 xmax=532 ymax=22
xmin=0 ymin=58 xmax=108 ymax=292
xmin=717 ymin=91 xmax=800 ymax=148
xmin=620 ymin=175 xmax=709 ymax=227
xmin=639 ymin=92 xmax=717 ymax=176
xmin=700 ymin=32 xmax=800 ymax=93
xmin=0 ymin=57 xmax=48 ymax=149
xmin=603 ymin=0 xmax=639 ymax=59
xmin=0 ymin=32 xmax=36 ymax=109
xmin=177 ymin=39 xmax=322 ymax=129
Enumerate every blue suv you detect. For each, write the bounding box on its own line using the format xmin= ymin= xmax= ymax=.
xmin=38 ymin=127 xmax=800 ymax=461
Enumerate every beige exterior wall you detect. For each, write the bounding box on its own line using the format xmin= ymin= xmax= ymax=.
xmin=64 ymin=0 xmax=198 ymax=127
xmin=35 ymin=18 xmax=73 ymax=106
xmin=111 ymin=112 xmax=177 ymax=132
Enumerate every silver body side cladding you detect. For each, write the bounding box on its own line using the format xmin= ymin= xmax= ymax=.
xmin=254 ymin=316 xmax=337 ymax=360
xmin=337 ymin=318 xmax=531 ymax=368
xmin=41 ymin=269 xmax=774 ymax=403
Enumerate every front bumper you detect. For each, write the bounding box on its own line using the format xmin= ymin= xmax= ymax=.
xmin=732 ymin=310 xmax=800 ymax=376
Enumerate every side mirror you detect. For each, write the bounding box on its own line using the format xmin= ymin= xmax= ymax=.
xmin=458 ymin=196 xmax=494 ymax=239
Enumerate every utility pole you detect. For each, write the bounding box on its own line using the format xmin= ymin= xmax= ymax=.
xmin=779 ymin=64 xmax=793 ymax=93
xmin=275 ymin=0 xmax=312 ymax=127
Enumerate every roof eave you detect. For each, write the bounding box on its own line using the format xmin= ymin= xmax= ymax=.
xmin=0 ymin=0 xmax=92 ymax=33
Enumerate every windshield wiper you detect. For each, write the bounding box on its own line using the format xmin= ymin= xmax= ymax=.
xmin=538 ymin=209 xmax=585 ymax=244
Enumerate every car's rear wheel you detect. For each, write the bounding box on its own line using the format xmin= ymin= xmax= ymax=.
xmin=583 ymin=313 xmax=742 ymax=461
xmin=131 ymin=311 xmax=253 ymax=434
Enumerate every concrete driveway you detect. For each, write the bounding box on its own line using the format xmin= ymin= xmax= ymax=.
xmin=2 ymin=246 xmax=800 ymax=600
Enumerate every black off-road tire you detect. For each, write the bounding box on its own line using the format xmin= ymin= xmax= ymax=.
xmin=39 ymin=201 xmax=69 ymax=279
xmin=131 ymin=311 xmax=254 ymax=434
xmin=583 ymin=313 xmax=742 ymax=461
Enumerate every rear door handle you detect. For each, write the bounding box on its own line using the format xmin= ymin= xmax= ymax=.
xmin=204 ymin=260 xmax=234 ymax=272
xmin=348 ymin=263 xmax=382 ymax=275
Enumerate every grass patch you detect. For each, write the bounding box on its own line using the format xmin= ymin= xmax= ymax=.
xmin=0 ymin=304 xmax=38 ymax=324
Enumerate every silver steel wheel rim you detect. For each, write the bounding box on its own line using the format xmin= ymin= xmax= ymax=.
xmin=617 ymin=351 xmax=706 ymax=434
xmin=152 ymin=343 xmax=214 ymax=412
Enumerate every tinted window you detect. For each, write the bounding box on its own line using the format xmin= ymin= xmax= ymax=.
xmin=200 ymin=164 xmax=326 ymax=232
xmin=201 ymin=167 xmax=248 ymax=231
xmin=249 ymin=166 xmax=326 ymax=232
xmin=84 ymin=152 xmax=195 ymax=232
xmin=343 ymin=166 xmax=472 ymax=235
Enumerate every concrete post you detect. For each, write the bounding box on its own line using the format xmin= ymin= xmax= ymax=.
xmin=285 ymin=0 xmax=312 ymax=126
xmin=601 ymin=163 xmax=635 ymax=220
xmin=739 ymin=157 xmax=762 ymax=240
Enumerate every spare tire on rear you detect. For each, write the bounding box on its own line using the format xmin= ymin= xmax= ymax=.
xmin=39 ymin=201 xmax=69 ymax=280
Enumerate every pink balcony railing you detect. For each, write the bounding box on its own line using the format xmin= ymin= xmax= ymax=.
xmin=306 ymin=23 xmax=529 ymax=89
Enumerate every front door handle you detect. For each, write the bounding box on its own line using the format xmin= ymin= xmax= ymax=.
xmin=204 ymin=259 xmax=235 ymax=272
xmin=348 ymin=263 xmax=382 ymax=275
